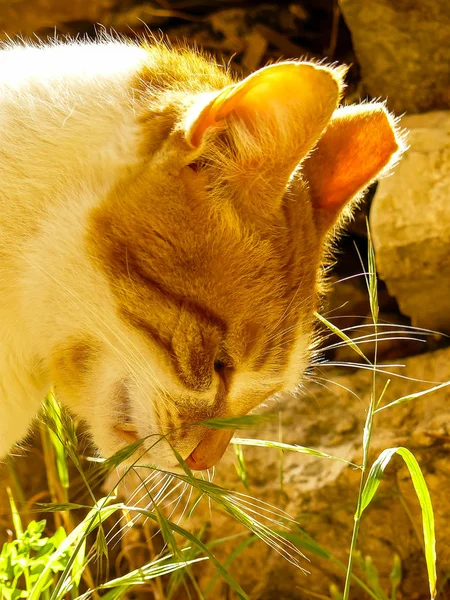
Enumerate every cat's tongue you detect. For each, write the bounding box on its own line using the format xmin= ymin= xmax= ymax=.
xmin=185 ymin=428 xmax=235 ymax=471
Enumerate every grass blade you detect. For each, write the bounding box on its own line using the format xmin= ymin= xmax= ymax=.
xmin=314 ymin=311 xmax=371 ymax=364
xmin=272 ymin=529 xmax=381 ymax=600
xmin=6 ymin=487 xmax=23 ymax=537
xmin=343 ymin=225 xmax=380 ymax=600
xmin=44 ymin=394 xmax=70 ymax=489
xmin=166 ymin=446 xmax=308 ymax=570
xmin=389 ymin=554 xmax=402 ymax=600
xmin=365 ymin=224 xmax=379 ymax=325
xmin=233 ymin=443 xmax=249 ymax=490
xmin=204 ymin=535 xmax=257 ymax=597
xmin=74 ymin=554 xmax=208 ymax=599
xmin=200 ymin=414 xmax=274 ymax=430
xmin=232 ymin=438 xmax=361 ymax=469
xmin=128 ymin=505 xmax=249 ymax=600
xmin=360 ymin=447 xmax=436 ymax=599
xmin=29 ymin=498 xmax=120 ymax=600
xmin=375 ymin=381 xmax=450 ymax=413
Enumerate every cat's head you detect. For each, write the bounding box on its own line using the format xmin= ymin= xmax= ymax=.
xmin=47 ymin=53 xmax=402 ymax=470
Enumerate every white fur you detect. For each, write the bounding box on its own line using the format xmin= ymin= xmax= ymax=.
xmin=0 ymin=40 xmax=149 ymax=456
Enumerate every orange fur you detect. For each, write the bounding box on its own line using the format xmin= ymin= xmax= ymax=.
xmin=0 ymin=39 xmax=403 ymax=469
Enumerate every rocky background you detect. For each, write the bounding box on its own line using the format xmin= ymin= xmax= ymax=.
xmin=0 ymin=1 xmax=449 ymax=599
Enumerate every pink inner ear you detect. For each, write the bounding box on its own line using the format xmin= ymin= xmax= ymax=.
xmin=187 ymin=94 xmax=227 ymax=147
xmin=186 ymin=82 xmax=252 ymax=147
xmin=186 ymin=62 xmax=343 ymax=157
xmin=304 ymin=105 xmax=400 ymax=216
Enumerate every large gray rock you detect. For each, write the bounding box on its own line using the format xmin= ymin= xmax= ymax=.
xmin=339 ymin=0 xmax=450 ymax=114
xmin=370 ymin=111 xmax=450 ymax=333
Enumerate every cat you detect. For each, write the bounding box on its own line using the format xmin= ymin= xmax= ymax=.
xmin=0 ymin=37 xmax=403 ymax=471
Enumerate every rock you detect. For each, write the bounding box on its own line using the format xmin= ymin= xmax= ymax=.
xmin=339 ymin=0 xmax=450 ymax=114
xmin=0 ymin=0 xmax=115 ymax=38
xmin=370 ymin=111 xmax=450 ymax=334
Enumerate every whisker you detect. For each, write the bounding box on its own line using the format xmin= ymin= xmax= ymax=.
xmin=176 ymin=483 xmax=193 ymax=525
xmin=263 ymin=278 xmax=320 ymax=341
xmin=264 ymin=323 xmax=300 ymax=345
xmin=128 ymin=477 xmax=184 ymax=534
xmin=153 ymin=479 xmax=183 ymax=510
xmin=327 ymin=272 xmax=371 ymax=286
xmin=321 ymin=319 xmax=448 ymax=338
xmin=125 ymin=470 xmax=163 ymax=506
xmin=316 ymin=362 xmax=444 ymax=384
xmin=320 ymin=335 xmax=427 ymax=353
xmin=310 ymin=376 xmax=363 ymax=402
xmin=164 ymin=482 xmax=189 ymax=520
xmin=21 ymin=253 xmax=173 ymax=411
xmin=107 ymin=472 xmax=170 ymax=547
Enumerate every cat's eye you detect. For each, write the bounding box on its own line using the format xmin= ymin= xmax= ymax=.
xmin=214 ymin=358 xmax=233 ymax=388
xmin=187 ymin=157 xmax=210 ymax=173
xmin=187 ymin=161 xmax=200 ymax=173
xmin=214 ymin=359 xmax=225 ymax=373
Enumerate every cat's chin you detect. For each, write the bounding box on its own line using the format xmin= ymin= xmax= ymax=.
xmin=96 ymin=445 xmax=183 ymax=474
xmin=99 ymin=429 xmax=189 ymax=473
xmin=107 ymin=423 xmax=232 ymax=473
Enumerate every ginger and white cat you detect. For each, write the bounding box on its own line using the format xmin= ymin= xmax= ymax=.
xmin=0 ymin=38 xmax=402 ymax=470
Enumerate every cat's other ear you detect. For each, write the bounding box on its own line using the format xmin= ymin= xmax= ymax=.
xmin=302 ymin=103 xmax=404 ymax=234
xmin=184 ymin=61 xmax=345 ymax=168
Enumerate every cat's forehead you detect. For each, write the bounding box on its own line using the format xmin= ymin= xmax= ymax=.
xmin=89 ymin=164 xmax=319 ymax=324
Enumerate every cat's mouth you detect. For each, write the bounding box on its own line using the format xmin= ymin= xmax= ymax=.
xmin=185 ymin=428 xmax=235 ymax=471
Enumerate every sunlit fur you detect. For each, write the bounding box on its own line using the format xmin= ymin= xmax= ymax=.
xmin=0 ymin=37 xmax=403 ymax=468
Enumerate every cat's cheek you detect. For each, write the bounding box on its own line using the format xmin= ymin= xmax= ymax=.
xmin=86 ymin=377 xmax=180 ymax=469
xmin=49 ymin=337 xmax=99 ymax=407
xmin=281 ymin=327 xmax=313 ymax=394
xmin=48 ymin=341 xmax=131 ymax=459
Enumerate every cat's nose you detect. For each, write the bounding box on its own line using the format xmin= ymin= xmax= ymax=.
xmin=185 ymin=428 xmax=235 ymax=470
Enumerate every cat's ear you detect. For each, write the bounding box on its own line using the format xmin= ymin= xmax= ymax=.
xmin=302 ymin=104 xmax=403 ymax=233
xmin=185 ymin=61 xmax=345 ymax=165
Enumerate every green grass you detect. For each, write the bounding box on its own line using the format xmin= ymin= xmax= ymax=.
xmin=0 ymin=228 xmax=443 ymax=599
